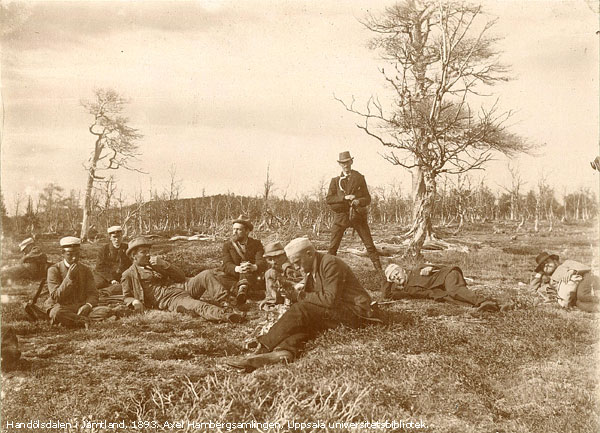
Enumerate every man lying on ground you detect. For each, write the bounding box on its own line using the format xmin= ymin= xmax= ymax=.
xmin=121 ymin=237 xmax=243 ymax=323
xmin=226 ymin=237 xmax=381 ymax=372
xmin=529 ymin=251 xmax=560 ymax=303
xmin=382 ymin=263 xmax=502 ymax=312
xmin=530 ymin=251 xmax=599 ymax=313
xmin=45 ymin=237 xmax=114 ymax=327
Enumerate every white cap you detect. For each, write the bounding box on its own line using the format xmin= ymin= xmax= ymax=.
xmin=284 ymin=237 xmax=313 ymax=257
xmin=107 ymin=225 xmax=123 ymax=234
xmin=385 ymin=263 xmax=406 ymax=282
xmin=19 ymin=238 xmax=34 ymax=251
xmin=59 ymin=236 xmax=81 ymax=248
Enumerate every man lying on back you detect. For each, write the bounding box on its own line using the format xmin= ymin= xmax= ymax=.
xmin=382 ymin=263 xmax=502 ymax=312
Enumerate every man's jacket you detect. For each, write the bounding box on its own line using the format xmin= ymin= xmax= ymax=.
xmin=326 ymin=169 xmax=371 ymax=214
xmin=302 ymin=252 xmax=373 ymax=318
xmin=95 ymin=243 xmax=131 ymax=283
xmin=221 ymin=237 xmax=266 ymax=277
xmin=45 ymin=261 xmax=98 ymax=309
xmin=121 ymin=262 xmax=186 ymax=308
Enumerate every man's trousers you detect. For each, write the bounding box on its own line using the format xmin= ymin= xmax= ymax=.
xmin=48 ymin=304 xmax=113 ymax=328
xmin=390 ymin=269 xmax=485 ymax=307
xmin=328 ymin=212 xmax=380 ymax=269
xmin=257 ymin=301 xmax=365 ymax=356
xmin=185 ymin=270 xmax=230 ymax=305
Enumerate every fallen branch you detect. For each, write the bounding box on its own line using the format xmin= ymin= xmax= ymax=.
xmin=341 ymin=239 xmax=469 ymax=257
xmin=169 ymin=234 xmax=215 ymax=242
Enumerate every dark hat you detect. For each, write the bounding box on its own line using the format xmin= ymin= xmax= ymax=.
xmin=232 ymin=215 xmax=253 ymax=231
xmin=337 ymin=151 xmax=354 ymax=163
xmin=535 ymin=252 xmax=559 ymax=272
xmin=263 ymin=241 xmax=286 ymax=258
xmin=126 ymin=237 xmax=153 ymax=257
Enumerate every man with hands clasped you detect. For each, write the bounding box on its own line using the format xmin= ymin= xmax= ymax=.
xmin=326 ymin=151 xmax=382 ymax=271
xmin=220 ymin=215 xmax=267 ymax=305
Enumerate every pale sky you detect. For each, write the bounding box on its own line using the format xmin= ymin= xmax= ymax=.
xmin=1 ymin=0 xmax=598 ymax=213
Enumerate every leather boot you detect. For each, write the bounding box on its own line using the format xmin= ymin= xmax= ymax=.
xmin=236 ymin=284 xmax=248 ymax=306
xmin=225 ymin=349 xmax=294 ymax=372
xmin=370 ymin=256 xmax=382 ymax=271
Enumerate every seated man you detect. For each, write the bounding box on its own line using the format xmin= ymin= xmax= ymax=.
xmin=382 ymin=263 xmax=500 ymax=311
xmin=220 ymin=215 xmax=267 ymax=304
xmin=226 ymin=237 xmax=381 ymax=372
xmin=44 ymin=237 xmax=112 ymax=328
xmin=121 ymin=237 xmax=243 ymax=323
xmin=0 ymin=238 xmax=53 ymax=321
xmin=244 ymin=241 xmax=304 ymax=350
xmin=1 ymin=237 xmax=51 ymax=283
xmin=262 ymin=241 xmax=295 ymax=307
xmin=93 ymin=225 xmax=131 ymax=297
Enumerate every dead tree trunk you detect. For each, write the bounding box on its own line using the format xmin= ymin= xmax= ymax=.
xmin=403 ymin=169 xmax=436 ymax=262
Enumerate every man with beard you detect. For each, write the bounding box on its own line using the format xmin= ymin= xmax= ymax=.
xmin=220 ymin=215 xmax=267 ymax=305
xmin=225 ymin=238 xmax=381 ymax=372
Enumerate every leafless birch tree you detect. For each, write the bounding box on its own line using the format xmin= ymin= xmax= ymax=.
xmin=337 ymin=0 xmax=531 ymax=259
xmin=80 ymin=89 xmax=143 ymax=241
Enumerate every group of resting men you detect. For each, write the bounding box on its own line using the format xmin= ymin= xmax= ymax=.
xmin=2 ymin=151 xmax=598 ymax=371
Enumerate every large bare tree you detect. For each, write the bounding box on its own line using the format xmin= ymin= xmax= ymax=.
xmin=338 ymin=0 xmax=531 ymax=260
xmin=80 ymin=89 xmax=143 ymax=241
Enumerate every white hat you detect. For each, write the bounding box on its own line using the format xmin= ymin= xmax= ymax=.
xmin=59 ymin=236 xmax=81 ymax=248
xmin=385 ymin=263 xmax=406 ymax=282
xmin=19 ymin=238 xmax=34 ymax=251
xmin=107 ymin=225 xmax=123 ymax=234
xmin=284 ymin=237 xmax=313 ymax=257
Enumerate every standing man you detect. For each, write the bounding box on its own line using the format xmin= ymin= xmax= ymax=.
xmin=225 ymin=238 xmax=381 ymax=372
xmin=220 ymin=215 xmax=267 ymax=305
xmin=121 ymin=237 xmax=243 ymax=323
xmin=45 ymin=237 xmax=110 ymax=327
xmin=326 ymin=151 xmax=381 ymax=271
xmin=93 ymin=225 xmax=131 ymax=296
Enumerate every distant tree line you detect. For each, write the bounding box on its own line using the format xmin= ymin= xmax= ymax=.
xmin=1 ymin=175 xmax=596 ymax=240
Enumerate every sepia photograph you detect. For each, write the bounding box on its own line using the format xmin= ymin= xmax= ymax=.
xmin=1 ymin=0 xmax=598 ymax=431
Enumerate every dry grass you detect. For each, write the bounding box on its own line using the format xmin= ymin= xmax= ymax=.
xmin=1 ymin=222 xmax=598 ymax=432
